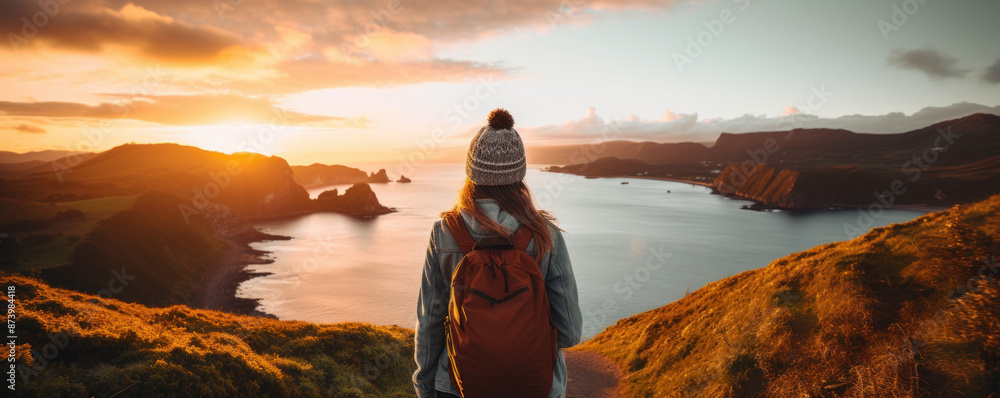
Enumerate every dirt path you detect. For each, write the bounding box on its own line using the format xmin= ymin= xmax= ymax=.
xmin=564 ymin=350 xmax=624 ymax=398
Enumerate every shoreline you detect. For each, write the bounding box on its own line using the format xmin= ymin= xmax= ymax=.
xmin=189 ymin=230 xmax=289 ymax=318
xmin=546 ymin=169 xmax=947 ymax=213
xmin=603 ymin=174 xmax=714 ymax=188
xmin=718 ymin=192 xmax=949 ymax=213
xmin=542 ymin=169 xmax=715 ymax=188
xmin=246 ymin=207 xmax=396 ymax=223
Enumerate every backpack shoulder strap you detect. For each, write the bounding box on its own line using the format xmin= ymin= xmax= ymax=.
xmin=445 ymin=212 xmax=536 ymax=258
xmin=444 ymin=212 xmax=476 ymax=255
xmin=511 ymin=224 xmax=533 ymax=253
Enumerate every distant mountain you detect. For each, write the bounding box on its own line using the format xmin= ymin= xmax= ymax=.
xmin=290 ymin=164 xmax=398 ymax=187
xmin=0 ymin=152 xmax=100 ymax=179
xmin=576 ymin=194 xmax=1000 ymax=396
xmin=527 ymin=140 xmax=711 ymax=165
xmin=548 ymin=113 xmax=1000 ymax=208
xmin=0 ymin=149 xmax=91 ymax=164
xmin=290 ymin=163 xmax=372 ymax=187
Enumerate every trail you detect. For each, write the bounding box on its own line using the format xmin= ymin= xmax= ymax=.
xmin=564 ymin=350 xmax=624 ymax=398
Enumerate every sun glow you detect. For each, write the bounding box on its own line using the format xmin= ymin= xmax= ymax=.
xmin=162 ymin=124 xmax=303 ymax=156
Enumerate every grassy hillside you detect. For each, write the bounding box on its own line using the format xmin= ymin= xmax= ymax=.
xmin=0 ymin=196 xmax=137 ymax=272
xmin=35 ymin=192 xmax=232 ymax=307
xmin=2 ymin=273 xmax=416 ymax=398
xmin=576 ymin=195 xmax=1000 ymax=397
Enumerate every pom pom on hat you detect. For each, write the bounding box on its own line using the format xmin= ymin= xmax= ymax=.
xmin=487 ymin=108 xmax=515 ymax=130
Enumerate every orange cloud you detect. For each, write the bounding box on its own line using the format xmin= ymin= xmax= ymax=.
xmin=781 ymin=106 xmax=800 ymax=117
xmin=0 ymin=95 xmax=355 ymax=126
xmin=6 ymin=123 xmax=47 ymax=134
xmin=225 ymin=58 xmax=508 ymax=94
xmin=1 ymin=1 xmax=256 ymax=66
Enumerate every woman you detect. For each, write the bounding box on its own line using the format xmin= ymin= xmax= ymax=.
xmin=413 ymin=109 xmax=583 ymax=398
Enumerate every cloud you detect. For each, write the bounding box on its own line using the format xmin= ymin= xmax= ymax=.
xmin=780 ymin=106 xmax=800 ymax=117
xmin=0 ymin=1 xmax=257 ymax=66
xmin=98 ymin=0 xmax=680 ymax=43
xmin=887 ymin=47 xmax=969 ymax=80
xmin=1 ymin=0 xmax=682 ymax=70
xmin=0 ymin=95 xmax=361 ymax=126
xmin=223 ymin=58 xmax=508 ymax=95
xmin=339 ymin=29 xmax=436 ymax=63
xmin=520 ymin=102 xmax=1000 ymax=144
xmin=1 ymin=0 xmax=528 ymax=95
xmin=6 ymin=123 xmax=47 ymax=134
xmin=983 ymin=58 xmax=1000 ymax=84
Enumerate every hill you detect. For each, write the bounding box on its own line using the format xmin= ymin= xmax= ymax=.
xmin=0 ymin=143 xmax=313 ymax=218
xmin=1 ymin=273 xmax=415 ymax=397
xmin=574 ymin=194 xmax=1000 ymax=397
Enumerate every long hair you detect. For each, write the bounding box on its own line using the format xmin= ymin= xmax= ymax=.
xmin=442 ymin=178 xmax=562 ymax=260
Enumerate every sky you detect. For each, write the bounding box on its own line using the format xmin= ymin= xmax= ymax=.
xmin=1 ymin=0 xmax=999 ymax=165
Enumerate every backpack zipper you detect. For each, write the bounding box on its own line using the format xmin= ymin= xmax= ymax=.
xmin=469 ymin=286 xmax=529 ymax=307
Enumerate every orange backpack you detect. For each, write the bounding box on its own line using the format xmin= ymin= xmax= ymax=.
xmin=443 ymin=213 xmax=558 ymax=398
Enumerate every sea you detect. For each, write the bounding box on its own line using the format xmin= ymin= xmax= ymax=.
xmin=237 ymin=163 xmax=927 ymax=338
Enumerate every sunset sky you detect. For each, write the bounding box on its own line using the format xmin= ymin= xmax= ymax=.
xmin=2 ymin=0 xmax=999 ymax=165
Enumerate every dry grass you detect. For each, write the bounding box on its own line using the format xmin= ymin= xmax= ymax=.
xmin=575 ymin=195 xmax=1000 ymax=397
xmin=2 ymin=274 xmax=416 ymax=398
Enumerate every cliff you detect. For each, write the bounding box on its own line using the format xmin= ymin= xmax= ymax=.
xmin=710 ymin=161 xmax=982 ymax=210
xmin=575 ymin=194 xmax=1000 ymax=397
xmin=713 ymin=163 xmax=803 ymax=208
xmin=214 ymin=152 xmax=312 ymax=217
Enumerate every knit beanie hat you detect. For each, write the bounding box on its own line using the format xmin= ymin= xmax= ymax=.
xmin=465 ymin=108 xmax=527 ymax=186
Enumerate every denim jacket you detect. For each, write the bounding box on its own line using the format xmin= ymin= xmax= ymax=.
xmin=413 ymin=198 xmax=583 ymax=398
